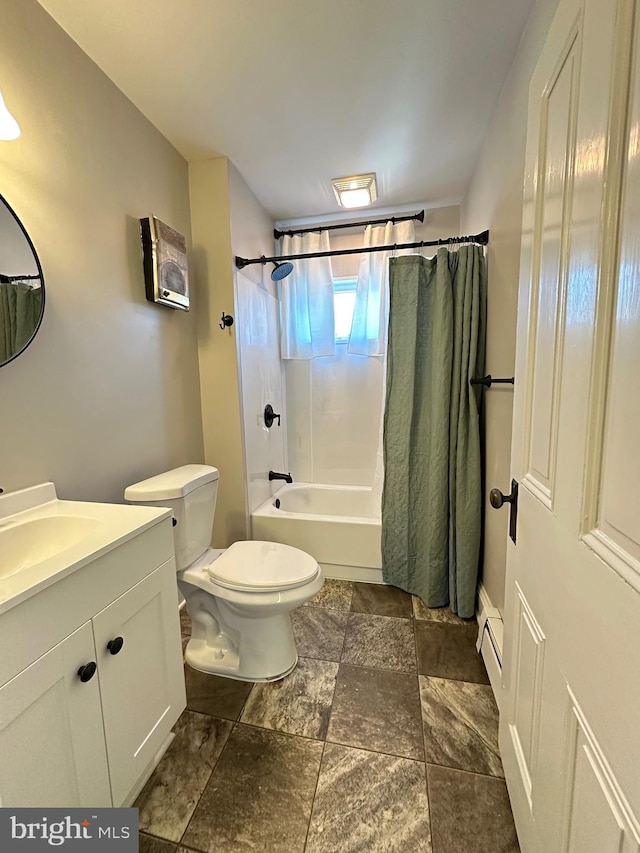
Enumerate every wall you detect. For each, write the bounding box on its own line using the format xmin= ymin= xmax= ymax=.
xmin=459 ymin=0 xmax=560 ymax=613
xmin=189 ymin=158 xmax=278 ymax=540
xmin=286 ymin=204 xmax=460 ymax=486
xmin=0 ymin=0 xmax=203 ymax=503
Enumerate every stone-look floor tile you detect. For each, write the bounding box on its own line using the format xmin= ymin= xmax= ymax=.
xmin=290 ymin=607 xmax=349 ymax=662
xmin=136 ymin=710 xmax=232 ymax=842
xmin=412 ymin=597 xmax=472 ymax=625
xmin=182 ymin=724 xmax=323 ymax=853
xmin=341 ymin=613 xmax=417 ymax=672
xmin=327 ymin=664 xmax=423 ymax=759
xmin=415 ymin=621 xmax=489 ymax=685
xmin=419 ymin=676 xmax=503 ymax=776
xmin=305 ymin=578 xmax=354 ymax=611
xmin=351 ymin=582 xmax=413 ymax=618
xmin=306 ymin=743 xmax=431 ymax=853
xmin=240 ymin=657 xmax=339 ymax=739
xmin=139 ymin=834 xmax=177 ymax=853
xmin=184 ymin=664 xmax=253 ymax=720
xmin=427 ymin=765 xmax=519 ymax=852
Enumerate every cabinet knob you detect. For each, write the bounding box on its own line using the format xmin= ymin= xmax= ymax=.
xmin=107 ymin=636 xmax=124 ymax=655
xmin=77 ymin=662 xmax=97 ymax=682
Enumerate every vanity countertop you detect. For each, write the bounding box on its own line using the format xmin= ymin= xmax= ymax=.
xmin=0 ymin=482 xmax=171 ymax=615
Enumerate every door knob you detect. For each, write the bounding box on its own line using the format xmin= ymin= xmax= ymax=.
xmin=107 ymin=636 xmax=124 ymax=655
xmin=490 ymin=485 xmax=517 ymax=508
xmin=489 ymin=479 xmax=519 ymax=543
xmin=77 ymin=661 xmax=97 ymax=682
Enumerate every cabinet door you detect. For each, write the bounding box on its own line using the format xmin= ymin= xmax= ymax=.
xmin=93 ymin=560 xmax=186 ymax=806
xmin=0 ymin=621 xmax=111 ymax=807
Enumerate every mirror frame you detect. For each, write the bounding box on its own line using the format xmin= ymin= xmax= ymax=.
xmin=0 ymin=192 xmax=46 ymax=368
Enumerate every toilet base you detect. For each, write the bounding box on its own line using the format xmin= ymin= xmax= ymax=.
xmin=181 ymin=589 xmax=304 ymax=682
xmin=185 ymin=641 xmax=298 ymax=682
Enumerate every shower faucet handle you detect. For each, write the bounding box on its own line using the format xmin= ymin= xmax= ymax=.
xmin=264 ymin=404 xmax=281 ymax=428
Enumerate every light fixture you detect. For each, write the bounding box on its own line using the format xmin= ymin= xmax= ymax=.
xmin=331 ymin=173 xmax=377 ymax=209
xmin=0 ymin=89 xmax=20 ymax=140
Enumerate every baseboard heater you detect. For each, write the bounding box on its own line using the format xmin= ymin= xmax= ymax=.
xmin=476 ymin=602 xmax=503 ymax=706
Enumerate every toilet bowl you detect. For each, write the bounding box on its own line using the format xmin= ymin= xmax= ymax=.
xmin=125 ymin=465 xmax=323 ymax=681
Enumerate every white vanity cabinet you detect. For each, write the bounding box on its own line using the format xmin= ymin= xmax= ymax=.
xmin=92 ymin=563 xmax=186 ymax=805
xmin=0 ymin=620 xmax=112 ymax=807
xmin=0 ymin=515 xmax=186 ymax=808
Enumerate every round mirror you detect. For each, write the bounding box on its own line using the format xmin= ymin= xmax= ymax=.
xmin=0 ymin=193 xmax=45 ymax=367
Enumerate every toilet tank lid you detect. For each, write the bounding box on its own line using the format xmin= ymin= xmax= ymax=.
xmin=124 ymin=464 xmax=219 ymax=501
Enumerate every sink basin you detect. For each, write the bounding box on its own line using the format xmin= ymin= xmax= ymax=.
xmin=0 ymin=515 xmax=101 ymax=579
xmin=0 ymin=481 xmax=172 ymax=614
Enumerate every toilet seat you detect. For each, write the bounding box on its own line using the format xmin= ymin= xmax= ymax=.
xmin=206 ymin=540 xmax=319 ymax=591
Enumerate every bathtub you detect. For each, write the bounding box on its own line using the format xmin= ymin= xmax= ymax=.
xmin=251 ymin=483 xmax=383 ymax=583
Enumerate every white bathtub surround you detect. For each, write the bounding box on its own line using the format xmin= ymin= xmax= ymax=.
xmin=235 ymin=273 xmax=286 ymax=514
xmin=251 ymin=483 xmax=383 ymax=584
xmin=285 ymin=350 xmax=385 ymax=486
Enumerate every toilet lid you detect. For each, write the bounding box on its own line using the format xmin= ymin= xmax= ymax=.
xmin=207 ymin=541 xmax=319 ymax=591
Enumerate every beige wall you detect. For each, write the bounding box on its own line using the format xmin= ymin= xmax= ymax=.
xmin=0 ymin=0 xmax=203 ymax=503
xmin=460 ymin=0 xmax=559 ymax=612
xmin=189 ymin=158 xmax=275 ymax=546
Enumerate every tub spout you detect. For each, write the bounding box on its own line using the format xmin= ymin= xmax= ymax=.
xmin=269 ymin=470 xmax=293 ymax=484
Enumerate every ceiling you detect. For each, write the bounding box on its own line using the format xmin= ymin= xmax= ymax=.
xmin=37 ymin=0 xmax=536 ymax=222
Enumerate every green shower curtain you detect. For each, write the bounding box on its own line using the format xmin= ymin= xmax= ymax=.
xmin=0 ymin=282 xmax=43 ymax=362
xmin=381 ymin=247 xmax=487 ymax=618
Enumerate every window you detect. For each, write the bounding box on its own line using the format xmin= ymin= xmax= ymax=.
xmin=333 ymin=278 xmax=357 ymax=343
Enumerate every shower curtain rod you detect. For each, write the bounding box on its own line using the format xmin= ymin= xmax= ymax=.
xmin=273 ymin=210 xmax=424 ymax=240
xmin=0 ymin=273 xmax=42 ymax=283
xmin=235 ymin=229 xmax=489 ymax=270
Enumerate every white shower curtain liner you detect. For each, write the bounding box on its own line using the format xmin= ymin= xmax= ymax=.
xmin=279 ymin=231 xmax=335 ymax=359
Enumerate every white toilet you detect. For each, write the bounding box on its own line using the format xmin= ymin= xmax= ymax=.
xmin=125 ymin=464 xmax=323 ymax=682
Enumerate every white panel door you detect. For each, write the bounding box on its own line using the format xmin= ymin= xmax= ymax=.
xmin=92 ymin=560 xmax=185 ymax=806
xmin=0 ymin=621 xmax=111 ymax=807
xmin=501 ymin=0 xmax=640 ymax=850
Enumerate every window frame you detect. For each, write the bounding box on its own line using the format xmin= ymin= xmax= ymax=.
xmin=333 ymin=276 xmax=358 ymax=344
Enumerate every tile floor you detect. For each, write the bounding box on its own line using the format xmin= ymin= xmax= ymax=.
xmin=136 ymin=581 xmax=520 ymax=853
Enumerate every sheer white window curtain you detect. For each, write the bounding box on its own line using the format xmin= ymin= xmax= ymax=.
xmin=347 ymin=219 xmax=415 ymax=356
xmin=279 ymin=231 xmax=335 ymax=359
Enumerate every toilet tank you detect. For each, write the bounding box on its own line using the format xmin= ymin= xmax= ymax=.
xmin=124 ymin=465 xmax=219 ymax=571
